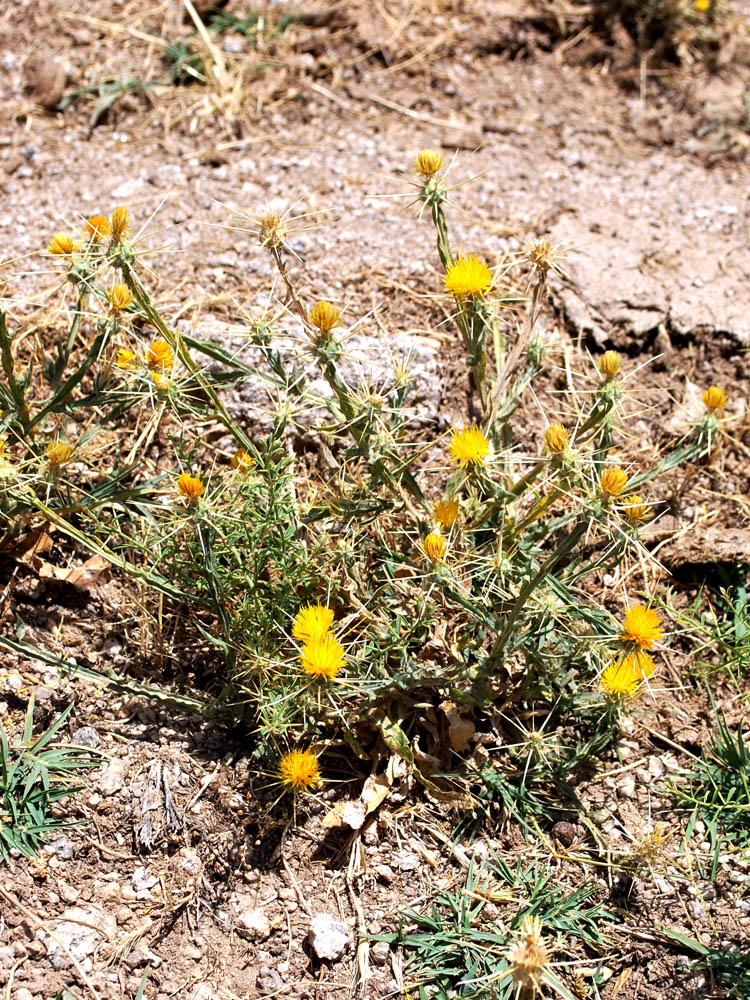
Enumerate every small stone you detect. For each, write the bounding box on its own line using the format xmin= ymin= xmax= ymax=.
xmin=72 ymin=726 xmax=100 ymax=748
xmin=256 ymin=967 xmax=284 ymax=992
xmin=58 ymin=881 xmax=79 ymax=904
xmin=370 ymin=940 xmax=390 ymax=965
xmin=397 ymin=854 xmax=420 ymax=872
xmin=25 ymin=54 xmax=66 ymax=109
xmin=619 ymin=773 xmax=636 ymax=799
xmin=551 ymin=822 xmax=577 ymax=847
xmin=374 ymin=864 xmax=395 ymax=883
xmin=45 ymin=835 xmax=74 ymax=859
xmin=15 ymin=990 xmax=33 ymax=1000
xmin=236 ymin=908 xmax=271 ymax=941
xmin=701 ymin=884 xmax=717 ymax=901
xmin=98 ymin=758 xmax=127 ymax=795
xmin=132 ymin=867 xmax=158 ymax=895
xmin=308 ymin=912 xmax=351 ymax=961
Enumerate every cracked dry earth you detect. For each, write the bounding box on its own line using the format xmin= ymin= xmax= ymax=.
xmin=1 ymin=1 xmax=750 ymax=999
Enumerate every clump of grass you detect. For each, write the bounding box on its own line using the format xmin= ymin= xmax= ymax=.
xmin=0 ymin=701 xmax=100 ymax=862
xmin=669 ymin=704 xmax=750 ymax=873
xmin=382 ymin=856 xmax=614 ymax=999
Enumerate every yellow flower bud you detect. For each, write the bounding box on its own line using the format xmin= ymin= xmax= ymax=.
xmin=177 ymin=472 xmax=205 ymax=501
xmin=544 ymin=423 xmax=569 ymax=455
xmin=116 ymin=348 xmax=136 ymax=371
xmin=147 ymin=339 xmax=173 ymax=371
xmin=107 ymin=284 xmax=133 ymax=312
xmin=422 ymin=532 xmax=447 ymax=561
xmin=309 ymin=301 xmax=341 ymax=334
xmin=702 ymin=386 xmax=727 ymax=412
xmin=414 ymin=149 xmax=444 ymax=178
xmin=600 ymin=467 xmax=628 ymax=497
xmin=46 ymin=440 xmax=73 ymax=466
xmin=598 ymin=351 xmax=622 ymax=380
xmin=622 ymin=494 xmax=650 ymax=521
xmin=110 ymin=206 xmax=130 ymax=239
xmin=48 ymin=232 xmax=75 ymax=255
xmin=86 ymin=216 xmax=111 ymax=241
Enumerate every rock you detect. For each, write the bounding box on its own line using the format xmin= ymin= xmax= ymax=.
xmin=551 ymin=821 xmax=577 ymax=847
xmin=201 ymin=319 xmax=442 ymax=434
xmin=374 ymin=864 xmax=395 ymax=883
xmin=550 ymin=201 xmax=750 ymax=348
xmin=619 ymin=773 xmax=636 ymax=799
xmin=25 ymin=54 xmax=66 ymax=109
xmin=370 ymin=940 xmax=390 ymax=965
xmin=44 ymin=834 xmax=74 ymax=859
xmin=43 ymin=905 xmax=117 ymax=972
xmin=58 ymin=881 xmax=80 ymax=904
xmin=256 ymin=966 xmax=284 ymax=993
xmin=72 ymin=726 xmax=100 ymax=748
xmin=98 ymin=758 xmax=128 ymax=796
xmin=397 ymin=854 xmax=420 ymax=872
xmin=132 ymin=866 xmax=158 ymax=895
xmin=14 ymin=990 xmax=33 ymax=1000
xmin=308 ymin=912 xmax=351 ymax=961
xmin=236 ymin=907 xmax=271 ymax=941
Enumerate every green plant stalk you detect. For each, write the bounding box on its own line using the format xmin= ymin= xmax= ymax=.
xmin=26 ymin=322 xmax=114 ymax=433
xmin=120 ymin=264 xmax=253 ymax=453
xmin=0 ymin=635 xmax=209 ymax=714
xmin=0 ymin=311 xmax=31 ymax=434
xmin=429 ymin=195 xmax=493 ymax=420
xmin=26 ymin=494 xmax=189 ymax=601
xmin=488 ymin=519 xmax=588 ymax=664
xmin=267 ymin=245 xmax=427 ymax=509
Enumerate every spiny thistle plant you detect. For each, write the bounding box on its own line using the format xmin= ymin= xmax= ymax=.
xmin=0 ymin=156 xmax=726 ymax=797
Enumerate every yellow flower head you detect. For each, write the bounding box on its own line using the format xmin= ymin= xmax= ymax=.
xmin=116 ymin=348 xmax=136 ymax=371
xmin=177 ymin=472 xmax=205 ymax=502
xmin=86 ymin=215 xmax=111 ymax=241
xmin=278 ymin=749 xmax=321 ymax=794
xmin=107 ymin=284 xmax=133 ymax=312
xmin=110 ymin=206 xmax=130 ymax=240
xmin=622 ymin=494 xmax=650 ymax=522
xmin=46 ymin=440 xmax=73 ymax=466
xmin=444 ymin=255 xmax=492 ymax=298
xmin=621 ymin=605 xmax=663 ymax=650
xmin=309 ymin=300 xmax=341 ymax=334
xmin=600 ymin=650 xmax=655 ymax=697
xmin=695 ymin=0 xmax=710 ymax=10
xmin=600 ymin=467 xmax=628 ymax=497
xmin=292 ymin=603 xmax=335 ymax=643
xmin=48 ymin=232 xmax=76 ymax=256
xmin=450 ymin=425 xmax=490 ymax=468
xmin=544 ymin=423 xmax=569 ymax=455
xmin=422 ymin=532 xmax=447 ymax=561
xmin=231 ymin=449 xmax=255 ymax=473
xmin=147 ymin=339 xmax=173 ymax=372
xmin=598 ymin=350 xmax=622 ymax=380
xmin=434 ymin=498 xmax=459 ymax=530
xmin=414 ymin=149 xmax=444 ymax=178
xmin=0 ymin=439 xmax=5 ymax=456
xmin=702 ymin=386 xmax=727 ymax=412
xmin=300 ymin=633 xmax=345 ymax=681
